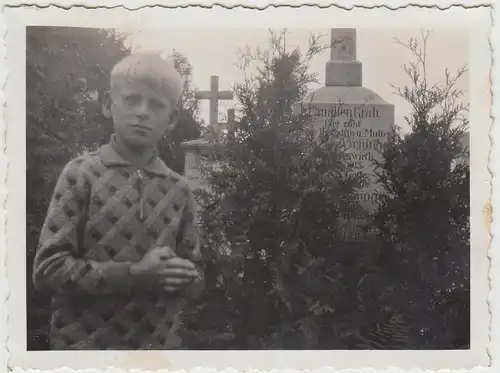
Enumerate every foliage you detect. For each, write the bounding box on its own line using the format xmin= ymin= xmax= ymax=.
xmin=182 ymin=30 xmax=470 ymax=351
xmin=181 ymin=31 xmax=371 ymax=349
xmin=371 ymin=31 xmax=470 ymax=349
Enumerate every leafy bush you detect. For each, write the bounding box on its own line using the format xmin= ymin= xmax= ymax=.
xmin=182 ymin=31 xmax=470 ymax=350
xmin=371 ymin=32 xmax=470 ymax=349
xmin=181 ymin=32 xmax=371 ymax=349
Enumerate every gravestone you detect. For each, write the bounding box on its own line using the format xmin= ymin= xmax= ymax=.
xmin=181 ymin=138 xmax=215 ymax=191
xmin=181 ymin=75 xmax=234 ymax=193
xmin=297 ymin=29 xmax=395 ymax=242
xmin=181 ymin=109 xmax=235 ymax=192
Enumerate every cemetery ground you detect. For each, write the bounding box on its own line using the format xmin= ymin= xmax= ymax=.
xmin=26 ymin=27 xmax=470 ymax=350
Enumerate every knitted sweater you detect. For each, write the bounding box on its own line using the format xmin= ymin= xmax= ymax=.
xmin=33 ymin=140 xmax=203 ymax=350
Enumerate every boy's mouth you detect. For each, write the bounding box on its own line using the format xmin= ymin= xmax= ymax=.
xmin=129 ymin=124 xmax=153 ymax=132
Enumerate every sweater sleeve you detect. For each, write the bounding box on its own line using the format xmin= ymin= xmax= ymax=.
xmin=176 ymin=186 xmax=204 ymax=297
xmin=33 ymin=159 xmax=135 ymax=296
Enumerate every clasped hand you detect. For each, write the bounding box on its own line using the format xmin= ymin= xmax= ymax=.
xmin=130 ymin=247 xmax=200 ymax=293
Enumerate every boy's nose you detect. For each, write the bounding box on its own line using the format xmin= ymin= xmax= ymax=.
xmin=135 ymin=101 xmax=150 ymax=119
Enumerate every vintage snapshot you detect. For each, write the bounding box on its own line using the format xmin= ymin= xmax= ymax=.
xmin=3 ymin=3 xmax=493 ymax=372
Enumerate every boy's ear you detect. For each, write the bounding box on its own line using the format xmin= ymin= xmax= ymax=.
xmin=101 ymin=91 xmax=113 ymax=119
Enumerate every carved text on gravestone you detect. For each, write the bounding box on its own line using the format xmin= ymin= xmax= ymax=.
xmin=299 ymin=102 xmax=393 ymax=241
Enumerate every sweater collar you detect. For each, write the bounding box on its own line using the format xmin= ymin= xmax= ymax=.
xmin=96 ymin=135 xmax=171 ymax=177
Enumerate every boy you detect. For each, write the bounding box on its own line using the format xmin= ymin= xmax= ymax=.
xmin=33 ymin=53 xmax=203 ymax=350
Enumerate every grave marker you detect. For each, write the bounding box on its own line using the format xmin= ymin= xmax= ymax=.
xmin=297 ymin=28 xmax=395 ymax=242
xmin=182 ymin=74 xmax=234 ymax=192
xmin=194 ymin=75 xmax=234 ymax=134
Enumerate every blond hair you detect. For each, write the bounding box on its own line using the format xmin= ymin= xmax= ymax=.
xmin=110 ymin=53 xmax=183 ymax=106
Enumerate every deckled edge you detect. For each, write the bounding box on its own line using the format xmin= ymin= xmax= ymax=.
xmin=0 ymin=0 xmax=496 ymax=10
xmin=488 ymin=0 xmax=498 ymax=371
xmin=1 ymin=3 xmax=9 ymax=373
xmin=1 ymin=2 xmax=497 ymax=373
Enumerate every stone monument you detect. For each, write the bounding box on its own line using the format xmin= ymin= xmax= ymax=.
xmin=297 ymin=29 xmax=395 ymax=242
xmin=181 ymin=75 xmax=234 ymax=192
xmin=194 ymin=75 xmax=234 ymax=135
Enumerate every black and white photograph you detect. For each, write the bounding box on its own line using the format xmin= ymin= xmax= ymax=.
xmin=3 ymin=4 xmax=493 ymax=372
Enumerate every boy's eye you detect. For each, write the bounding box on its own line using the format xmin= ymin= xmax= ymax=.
xmin=123 ymin=94 xmax=142 ymax=106
xmin=149 ymin=99 xmax=167 ymax=111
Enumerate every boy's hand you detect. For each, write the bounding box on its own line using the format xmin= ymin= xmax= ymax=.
xmin=129 ymin=246 xmax=176 ymax=283
xmin=129 ymin=247 xmax=199 ymax=293
xmin=159 ymin=257 xmax=200 ymax=293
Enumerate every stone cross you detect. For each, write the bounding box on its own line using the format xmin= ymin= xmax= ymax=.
xmin=195 ymin=75 xmax=233 ymax=134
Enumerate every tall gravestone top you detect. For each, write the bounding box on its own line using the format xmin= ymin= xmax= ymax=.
xmin=326 ymin=28 xmax=362 ymax=87
xmin=330 ymin=28 xmax=357 ymax=60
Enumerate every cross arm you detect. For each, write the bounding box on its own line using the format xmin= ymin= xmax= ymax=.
xmin=218 ymin=91 xmax=233 ymax=100
xmin=194 ymin=90 xmax=233 ymax=100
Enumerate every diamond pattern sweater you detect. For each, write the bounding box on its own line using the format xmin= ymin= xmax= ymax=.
xmin=33 ymin=141 xmax=203 ymax=350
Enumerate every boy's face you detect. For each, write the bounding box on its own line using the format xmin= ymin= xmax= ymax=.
xmin=107 ymin=78 xmax=178 ymax=149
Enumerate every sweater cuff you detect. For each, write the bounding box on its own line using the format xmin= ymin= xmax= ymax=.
xmin=100 ymin=261 xmax=135 ymax=293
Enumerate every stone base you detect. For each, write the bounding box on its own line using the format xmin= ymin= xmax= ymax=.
xmin=325 ymin=60 xmax=362 ymax=87
xmin=302 ymin=85 xmax=390 ymax=106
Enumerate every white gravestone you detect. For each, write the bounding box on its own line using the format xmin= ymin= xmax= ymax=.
xmin=297 ymin=29 xmax=395 ymax=242
xmin=182 ymin=74 xmax=234 ymax=193
xmin=181 ymin=111 xmax=235 ymax=193
xmin=182 ymin=139 xmax=214 ymax=192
